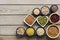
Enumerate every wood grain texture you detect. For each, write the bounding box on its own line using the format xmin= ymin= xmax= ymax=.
xmin=0 ymin=26 xmax=38 ymax=35
xmin=0 ymin=4 xmax=59 ymax=40
xmin=0 ymin=5 xmax=59 ymax=25
xmin=0 ymin=36 xmax=41 ymax=40
xmin=0 ymin=16 xmax=25 ymax=25
xmin=0 ymin=25 xmax=59 ymax=35
xmin=0 ymin=5 xmax=60 ymax=14
xmin=0 ymin=0 xmax=60 ymax=4
xmin=0 ymin=36 xmax=59 ymax=40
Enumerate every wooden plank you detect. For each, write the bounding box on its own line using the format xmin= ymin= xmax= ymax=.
xmin=0 ymin=15 xmax=49 ymax=25
xmin=0 ymin=5 xmax=60 ymax=14
xmin=0 ymin=36 xmax=59 ymax=40
xmin=0 ymin=25 xmax=59 ymax=35
xmin=0 ymin=26 xmax=59 ymax=40
xmin=0 ymin=4 xmax=46 ymax=14
xmin=0 ymin=15 xmax=60 ymax=25
xmin=0 ymin=0 xmax=60 ymax=4
xmin=0 ymin=26 xmax=17 ymax=35
xmin=0 ymin=26 xmax=38 ymax=35
xmin=0 ymin=15 xmax=26 ymax=25
xmin=0 ymin=36 xmax=37 ymax=40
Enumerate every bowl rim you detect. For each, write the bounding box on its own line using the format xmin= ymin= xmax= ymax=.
xmin=46 ymin=24 xmax=60 ymax=39
xmin=32 ymin=8 xmax=41 ymax=15
xmin=36 ymin=27 xmax=45 ymax=37
xmin=24 ymin=14 xmax=36 ymax=27
xmin=41 ymin=6 xmax=50 ymax=15
xmin=16 ymin=27 xmax=25 ymax=37
xmin=25 ymin=27 xmax=35 ymax=37
xmin=49 ymin=13 xmax=60 ymax=24
xmin=50 ymin=5 xmax=58 ymax=13
xmin=36 ymin=16 xmax=48 ymax=27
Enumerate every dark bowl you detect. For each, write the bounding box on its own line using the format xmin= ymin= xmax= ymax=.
xmin=16 ymin=27 xmax=25 ymax=38
xmin=36 ymin=27 xmax=46 ymax=38
xmin=50 ymin=5 xmax=58 ymax=13
xmin=25 ymin=27 xmax=36 ymax=37
xmin=32 ymin=8 xmax=41 ymax=17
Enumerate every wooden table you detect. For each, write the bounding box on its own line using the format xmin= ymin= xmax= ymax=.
xmin=0 ymin=0 xmax=60 ymax=40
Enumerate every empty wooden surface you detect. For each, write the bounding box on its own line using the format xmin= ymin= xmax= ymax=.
xmin=0 ymin=0 xmax=60 ymax=4
xmin=0 ymin=0 xmax=60 ymax=40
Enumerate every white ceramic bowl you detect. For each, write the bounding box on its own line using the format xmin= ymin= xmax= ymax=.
xmin=46 ymin=24 xmax=60 ymax=39
xmin=37 ymin=16 xmax=48 ymax=27
xmin=24 ymin=15 xmax=36 ymax=27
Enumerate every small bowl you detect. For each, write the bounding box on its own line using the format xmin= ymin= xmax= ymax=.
xmin=37 ymin=16 xmax=48 ymax=27
xmin=36 ymin=27 xmax=45 ymax=37
xmin=49 ymin=13 xmax=60 ymax=24
xmin=46 ymin=24 xmax=60 ymax=39
xmin=50 ymin=5 xmax=58 ymax=13
xmin=41 ymin=6 xmax=50 ymax=15
xmin=16 ymin=27 xmax=25 ymax=38
xmin=25 ymin=27 xmax=35 ymax=37
xmin=32 ymin=8 xmax=41 ymax=17
xmin=24 ymin=15 xmax=36 ymax=27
